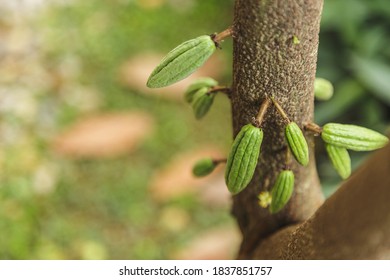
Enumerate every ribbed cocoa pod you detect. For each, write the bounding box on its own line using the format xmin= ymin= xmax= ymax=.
xmin=147 ymin=35 xmax=216 ymax=88
xmin=269 ymin=170 xmax=294 ymax=214
xmin=322 ymin=123 xmax=389 ymax=151
xmin=325 ymin=143 xmax=351 ymax=180
xmin=225 ymin=124 xmax=263 ymax=195
xmin=285 ymin=122 xmax=309 ymax=166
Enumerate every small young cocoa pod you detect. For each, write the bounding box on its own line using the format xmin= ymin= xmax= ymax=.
xmin=192 ymin=158 xmax=216 ymax=177
xmin=321 ymin=123 xmax=389 ymax=151
xmin=225 ymin=124 xmax=263 ymax=195
xmin=269 ymin=170 xmax=294 ymax=214
xmin=325 ymin=143 xmax=351 ymax=180
xmin=184 ymin=77 xmax=218 ymax=103
xmin=147 ymin=35 xmax=216 ymax=88
xmin=314 ymin=78 xmax=334 ymax=101
xmin=285 ymin=122 xmax=309 ymax=166
xmin=191 ymin=89 xmax=214 ymax=119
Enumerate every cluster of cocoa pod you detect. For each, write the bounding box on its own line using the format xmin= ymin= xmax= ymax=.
xmin=147 ymin=31 xmax=389 ymax=214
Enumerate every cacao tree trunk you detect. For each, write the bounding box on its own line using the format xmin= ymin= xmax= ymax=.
xmin=253 ymin=143 xmax=390 ymax=259
xmin=232 ymin=0 xmax=325 ymax=259
xmin=231 ymin=0 xmax=390 ymax=260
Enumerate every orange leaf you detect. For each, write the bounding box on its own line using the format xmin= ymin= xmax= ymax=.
xmin=52 ymin=112 xmax=154 ymax=158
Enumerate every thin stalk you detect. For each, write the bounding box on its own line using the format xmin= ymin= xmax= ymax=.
xmin=255 ymin=98 xmax=271 ymax=127
xmin=304 ymin=122 xmax=323 ymax=135
xmin=212 ymin=158 xmax=227 ymax=165
xmin=208 ymin=86 xmax=232 ymax=97
xmin=271 ymin=97 xmax=290 ymax=123
xmin=212 ymin=26 xmax=234 ymax=43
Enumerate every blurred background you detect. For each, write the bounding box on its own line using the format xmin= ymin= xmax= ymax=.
xmin=0 ymin=0 xmax=389 ymax=259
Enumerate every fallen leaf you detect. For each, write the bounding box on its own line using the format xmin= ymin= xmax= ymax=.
xmin=52 ymin=112 xmax=154 ymax=158
xmin=170 ymin=225 xmax=241 ymax=260
xmin=198 ymin=174 xmax=231 ymax=208
xmin=149 ymin=147 xmax=225 ymax=202
xmin=119 ymin=52 xmax=225 ymax=101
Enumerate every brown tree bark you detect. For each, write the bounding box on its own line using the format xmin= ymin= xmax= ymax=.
xmin=254 ymin=143 xmax=390 ymax=259
xmin=232 ymin=0 xmax=325 ymax=259
xmin=231 ymin=0 xmax=390 ymax=260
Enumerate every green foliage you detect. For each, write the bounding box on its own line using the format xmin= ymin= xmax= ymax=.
xmin=317 ymin=0 xmax=390 ymax=196
xmin=351 ymin=55 xmax=390 ymax=105
xmin=0 ymin=0 xmax=234 ymax=260
xmin=2 ymin=0 xmax=390 ymax=259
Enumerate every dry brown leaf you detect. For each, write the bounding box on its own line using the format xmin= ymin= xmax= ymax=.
xmin=170 ymin=225 xmax=241 ymax=260
xmin=52 ymin=112 xmax=154 ymax=158
xmin=198 ymin=174 xmax=231 ymax=208
xmin=119 ymin=52 xmax=225 ymax=101
xmin=149 ymin=147 xmax=225 ymax=202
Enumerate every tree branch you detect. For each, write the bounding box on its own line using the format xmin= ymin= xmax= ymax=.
xmin=232 ymin=0 xmax=324 ymax=258
xmin=254 ymin=143 xmax=390 ymax=259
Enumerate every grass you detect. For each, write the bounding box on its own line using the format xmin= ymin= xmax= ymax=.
xmin=0 ymin=0 xmax=235 ymax=259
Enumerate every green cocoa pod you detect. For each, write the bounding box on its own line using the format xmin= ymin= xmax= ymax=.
xmin=225 ymin=124 xmax=263 ymax=195
xmin=314 ymin=78 xmax=334 ymax=101
xmin=184 ymin=77 xmax=218 ymax=103
xmin=191 ymin=88 xmax=214 ymax=119
xmin=269 ymin=170 xmax=294 ymax=214
xmin=321 ymin=123 xmax=389 ymax=151
xmin=325 ymin=144 xmax=351 ymax=180
xmin=285 ymin=122 xmax=309 ymax=166
xmin=147 ymin=35 xmax=216 ymax=88
xmin=192 ymin=158 xmax=216 ymax=177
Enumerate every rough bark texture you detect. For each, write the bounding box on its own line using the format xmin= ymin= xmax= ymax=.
xmin=232 ymin=0 xmax=325 ymax=258
xmin=254 ymin=143 xmax=390 ymax=259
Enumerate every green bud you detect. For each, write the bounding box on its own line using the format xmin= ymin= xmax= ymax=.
xmin=192 ymin=158 xmax=216 ymax=177
xmin=184 ymin=77 xmax=218 ymax=103
xmin=191 ymin=88 xmax=214 ymax=119
xmin=258 ymin=191 xmax=272 ymax=208
xmin=292 ymin=35 xmax=300 ymax=45
xmin=314 ymin=78 xmax=334 ymax=101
